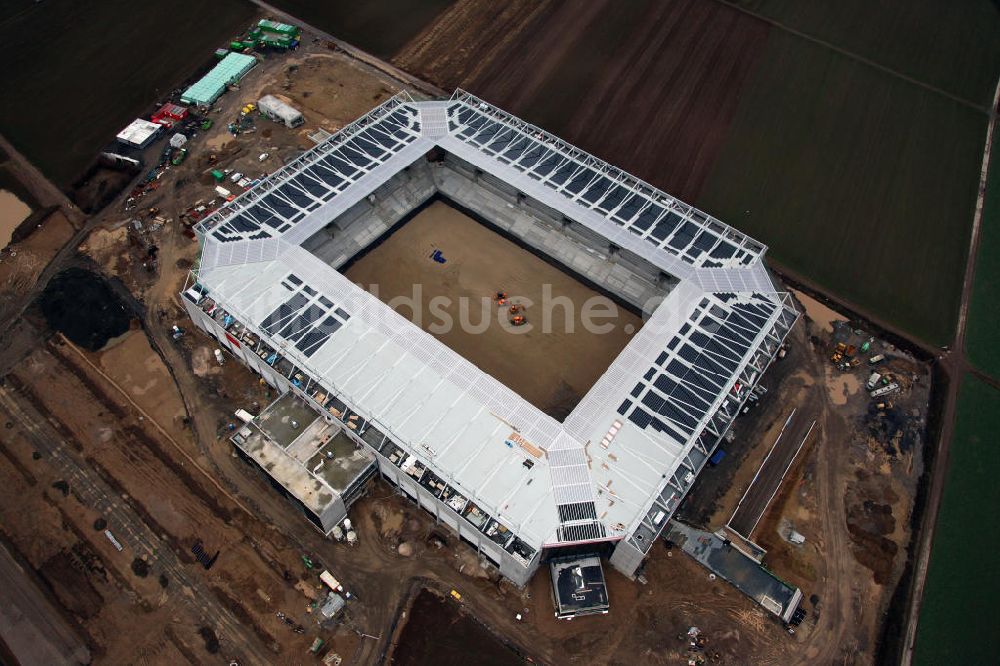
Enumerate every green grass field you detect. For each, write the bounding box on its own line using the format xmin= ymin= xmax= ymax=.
xmin=697 ymin=29 xmax=988 ymax=345
xmin=965 ymin=151 xmax=1000 ymax=380
xmin=913 ymin=374 xmax=1000 ymax=664
xmin=729 ymin=0 xmax=1000 ymax=106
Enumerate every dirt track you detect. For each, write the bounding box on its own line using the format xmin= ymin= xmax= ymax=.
xmin=343 ymin=201 xmax=641 ymax=417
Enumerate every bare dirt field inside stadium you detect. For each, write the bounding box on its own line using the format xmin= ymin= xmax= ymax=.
xmin=342 ymin=199 xmax=643 ymax=419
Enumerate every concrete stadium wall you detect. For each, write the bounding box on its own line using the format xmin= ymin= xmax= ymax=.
xmin=302 ymin=159 xmax=437 ymax=269
xmin=373 ymin=453 xmax=539 ymax=587
xmin=432 ymin=155 xmax=676 ymax=315
xmin=300 ymin=153 xmax=675 ymax=316
xmin=182 ymin=294 xmax=540 ymax=587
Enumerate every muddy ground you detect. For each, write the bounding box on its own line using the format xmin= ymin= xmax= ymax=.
xmin=343 ymin=200 xmax=642 ymax=419
xmin=0 ymin=18 xmax=934 ymax=666
xmin=677 ymin=288 xmax=930 ymax=663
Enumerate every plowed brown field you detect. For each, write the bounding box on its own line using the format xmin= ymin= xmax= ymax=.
xmin=395 ymin=0 xmax=768 ymax=201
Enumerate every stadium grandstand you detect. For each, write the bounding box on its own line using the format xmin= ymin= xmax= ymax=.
xmin=182 ymin=90 xmax=798 ymax=587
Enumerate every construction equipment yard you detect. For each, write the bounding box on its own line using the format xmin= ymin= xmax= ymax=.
xmin=0 ymin=12 xmax=941 ymax=666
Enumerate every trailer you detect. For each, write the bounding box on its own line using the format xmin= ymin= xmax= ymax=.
xmin=870 ymin=383 xmax=900 ymax=398
xmin=257 ymin=94 xmax=304 ymax=128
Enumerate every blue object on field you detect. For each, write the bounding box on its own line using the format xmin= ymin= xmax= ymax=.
xmin=709 ymin=449 xmax=726 ymax=466
xmin=430 ymin=249 xmax=447 ymax=264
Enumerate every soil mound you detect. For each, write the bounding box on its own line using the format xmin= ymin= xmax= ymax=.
xmin=39 ymin=268 xmax=130 ymax=350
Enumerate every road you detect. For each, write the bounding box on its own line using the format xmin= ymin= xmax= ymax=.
xmin=0 ymin=386 xmax=279 ymax=665
xmin=0 ymin=540 xmax=91 ymax=666
xmin=899 ymin=76 xmax=1000 ymax=664
xmin=728 ymin=409 xmax=815 ymax=540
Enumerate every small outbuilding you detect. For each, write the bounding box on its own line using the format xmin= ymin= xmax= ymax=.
xmin=116 ymin=119 xmax=161 ymax=148
xmin=151 ymin=103 xmax=189 ymax=128
xmin=257 ymin=94 xmax=304 ymax=128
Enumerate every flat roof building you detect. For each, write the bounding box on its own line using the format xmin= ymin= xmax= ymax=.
xmin=231 ymin=392 xmax=376 ymax=532
xmin=182 ymin=90 xmax=798 ymax=588
xmin=116 ymin=118 xmax=161 ymax=148
xmin=152 ymin=103 xmax=189 ymax=128
xmin=181 ymin=52 xmax=256 ymax=106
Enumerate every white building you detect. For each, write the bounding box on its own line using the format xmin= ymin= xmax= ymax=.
xmin=258 ymin=94 xmax=304 ymax=128
xmin=116 ymin=118 xmax=161 ymax=149
xmin=182 ymin=90 xmax=798 ymax=587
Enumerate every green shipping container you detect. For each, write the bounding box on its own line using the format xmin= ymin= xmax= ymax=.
xmin=258 ymin=19 xmax=299 ymax=37
xmin=258 ymin=34 xmax=293 ymax=49
xmin=211 ymin=170 xmax=225 ymax=182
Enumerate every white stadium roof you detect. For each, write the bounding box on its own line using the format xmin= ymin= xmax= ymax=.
xmin=192 ymin=90 xmax=798 ymax=556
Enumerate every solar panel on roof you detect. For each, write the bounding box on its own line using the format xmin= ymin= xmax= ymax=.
xmin=667 ymin=221 xmax=697 ymax=250
xmin=549 ymin=161 xmax=578 ymax=186
xmin=632 ymin=205 xmax=662 ymax=232
xmin=595 ymin=183 xmax=627 ymax=211
xmin=261 ymin=293 xmax=308 ymax=335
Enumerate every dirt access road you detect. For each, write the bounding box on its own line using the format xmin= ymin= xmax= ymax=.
xmin=343 ymin=200 xmax=642 ymax=418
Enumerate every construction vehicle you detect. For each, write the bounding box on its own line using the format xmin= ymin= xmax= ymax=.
xmin=831 ymin=342 xmax=847 ymax=364
xmin=866 ymin=372 xmax=882 ymax=390
xmin=171 ymin=148 xmax=188 ymax=166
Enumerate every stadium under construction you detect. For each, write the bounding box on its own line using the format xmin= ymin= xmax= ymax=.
xmin=182 ymin=90 xmax=798 ymax=592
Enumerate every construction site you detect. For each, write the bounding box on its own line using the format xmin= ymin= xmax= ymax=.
xmin=0 ymin=11 xmax=936 ymax=666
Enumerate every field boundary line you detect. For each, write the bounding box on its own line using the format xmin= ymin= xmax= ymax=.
xmin=55 ymin=333 xmax=255 ymax=519
xmin=955 ymin=77 xmax=1000 ymax=354
xmin=713 ymin=0 xmax=987 ymax=113
xmin=901 ymin=74 xmax=1000 ymax=666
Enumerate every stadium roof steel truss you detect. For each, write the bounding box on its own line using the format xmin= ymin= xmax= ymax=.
xmin=190 ymin=90 xmax=798 ymax=557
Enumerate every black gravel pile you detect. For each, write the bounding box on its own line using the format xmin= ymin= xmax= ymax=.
xmin=39 ymin=268 xmax=131 ymax=351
